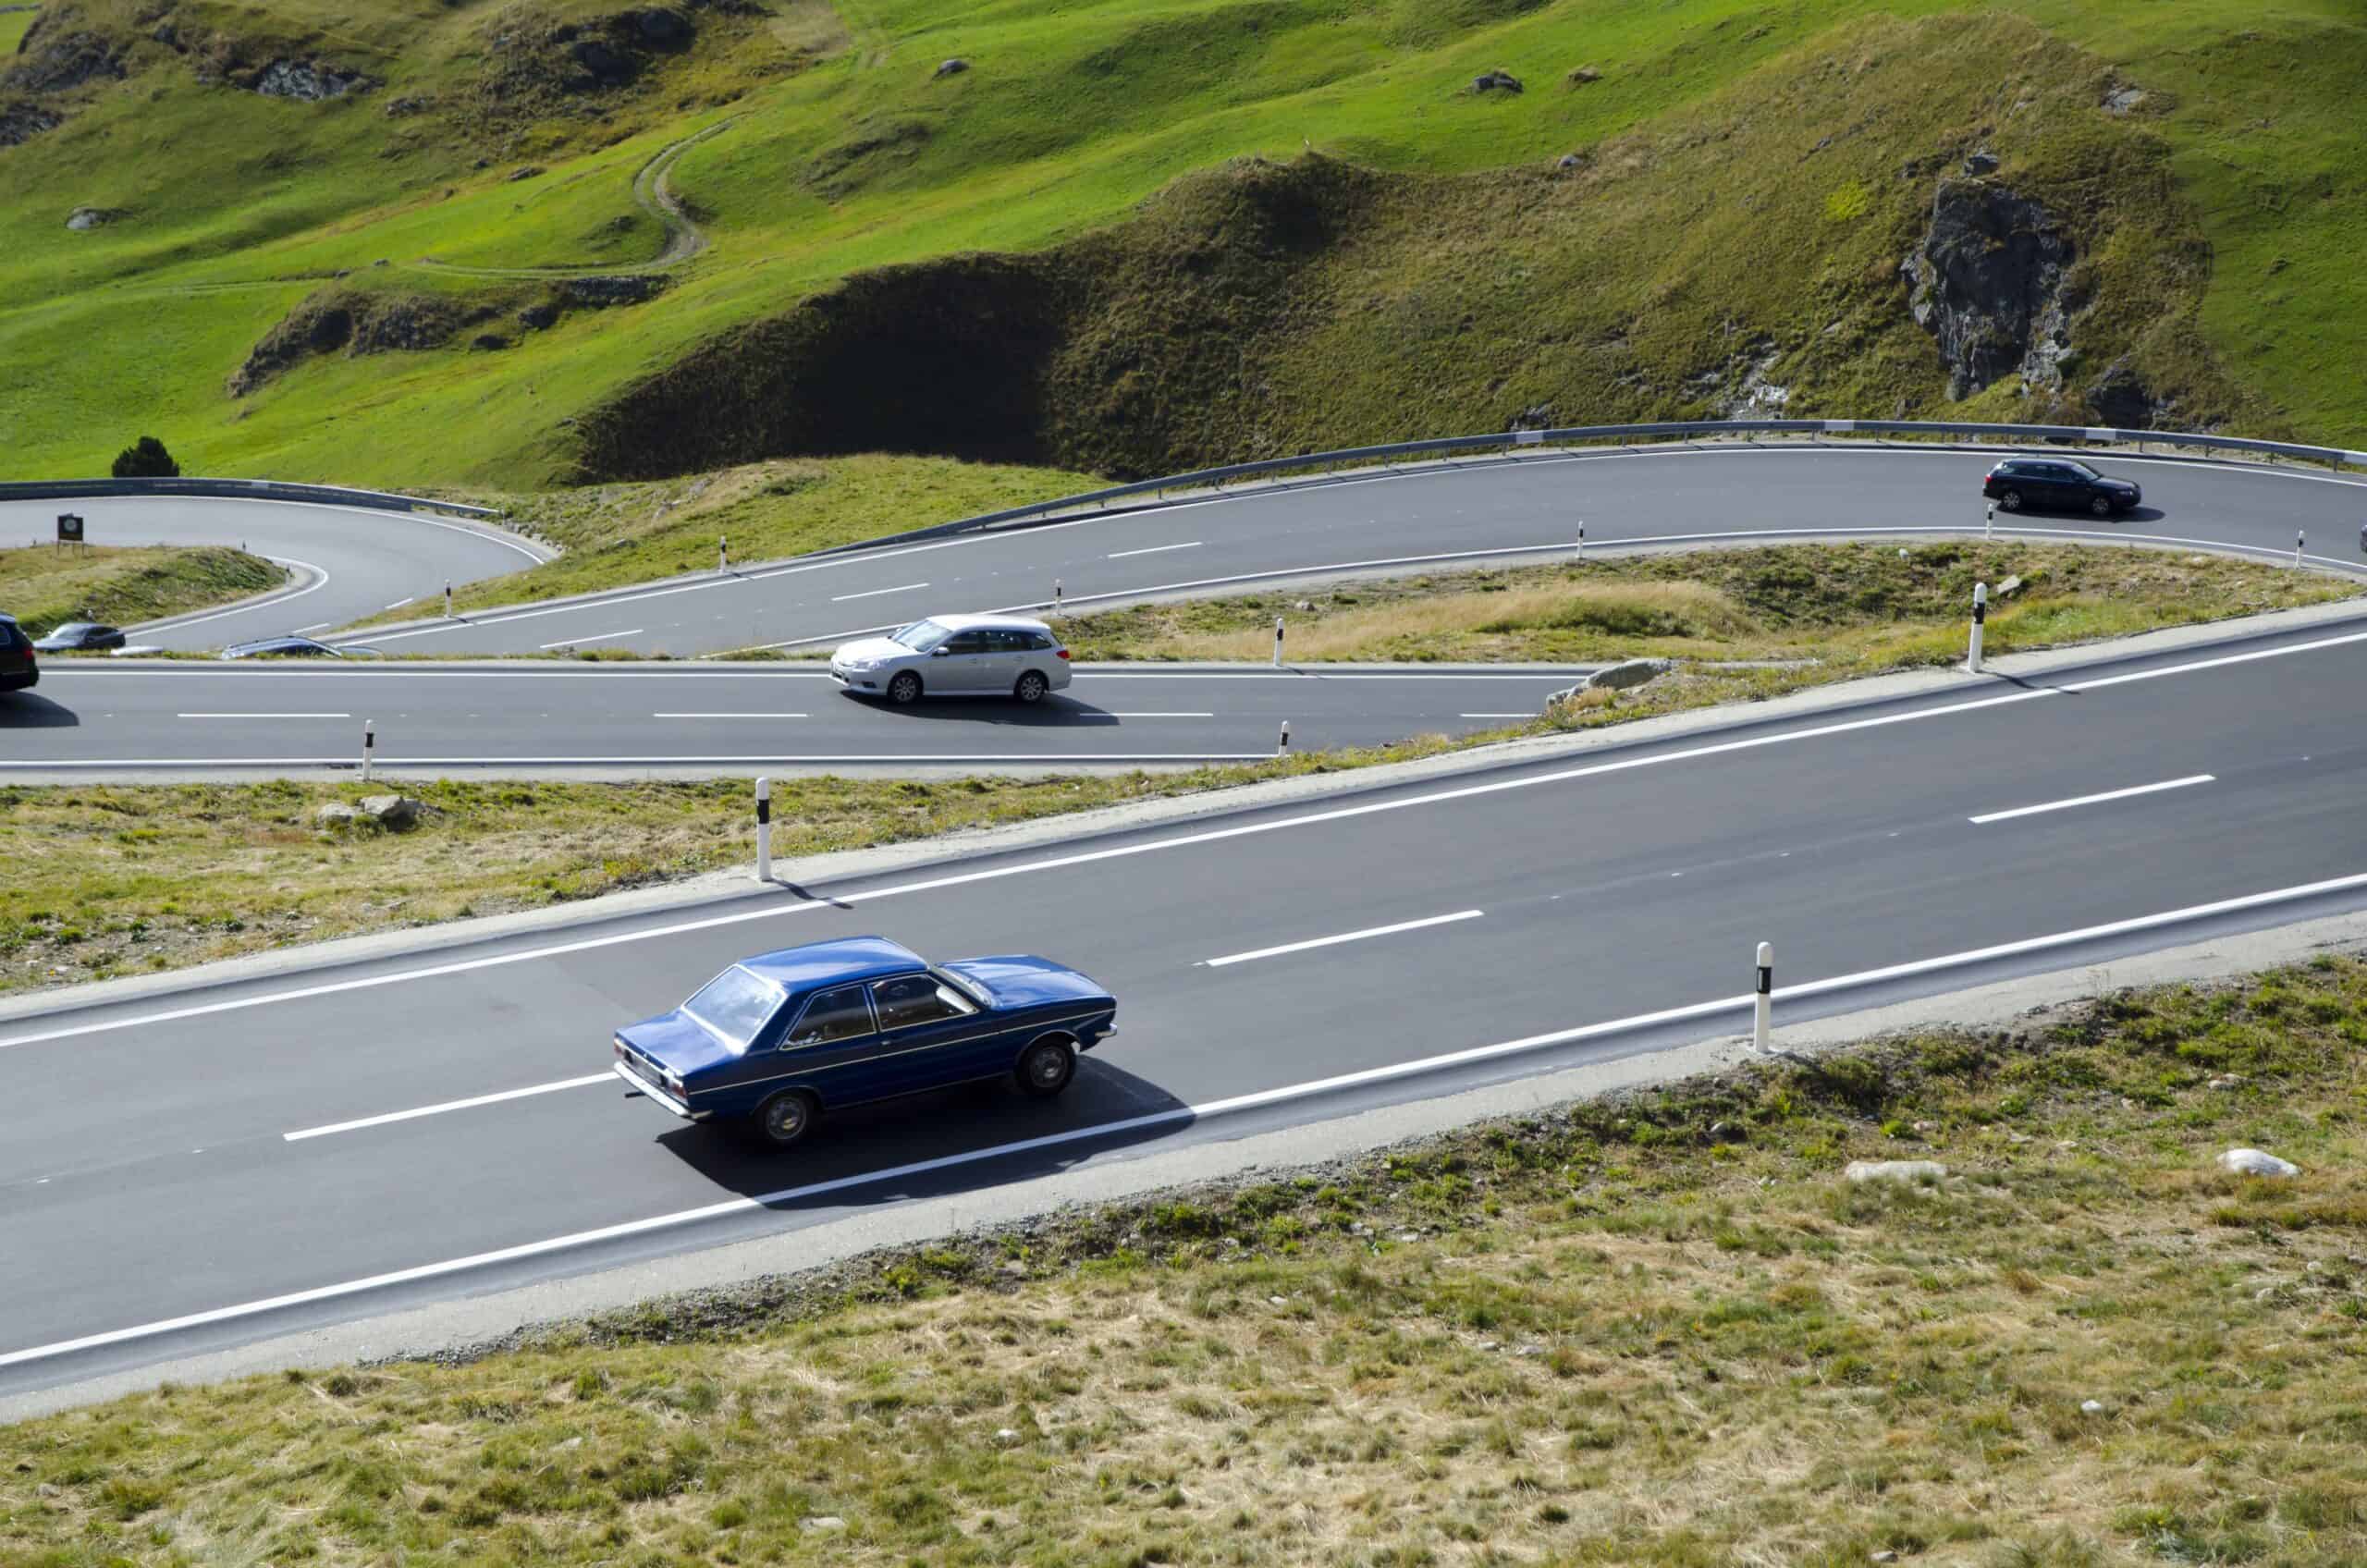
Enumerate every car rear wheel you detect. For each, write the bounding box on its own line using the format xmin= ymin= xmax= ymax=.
xmin=2090 ymin=495 xmax=2113 ymax=518
xmin=749 ymin=1091 xmax=818 ymax=1148
xmin=1016 ymin=1035 xmax=1077 ymax=1097
xmin=1013 ymin=669 xmax=1049 ymax=704
xmin=1998 ymin=489 xmax=2024 ymax=512
xmin=887 ymin=671 xmax=923 ymax=705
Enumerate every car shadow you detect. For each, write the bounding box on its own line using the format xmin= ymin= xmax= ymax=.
xmin=837 ymin=691 xmax=1143 ymax=729
xmin=0 ymin=693 xmax=80 ymax=729
xmin=646 ymin=1054 xmax=1194 ymax=1207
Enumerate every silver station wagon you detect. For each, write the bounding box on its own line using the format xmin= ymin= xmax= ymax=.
xmin=829 ymin=613 xmax=1073 ymax=704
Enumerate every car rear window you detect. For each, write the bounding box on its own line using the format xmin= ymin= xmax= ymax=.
xmin=683 ymin=964 xmax=785 ymax=1052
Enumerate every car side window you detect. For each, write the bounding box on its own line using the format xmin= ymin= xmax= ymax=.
xmin=870 ymin=973 xmax=978 ymax=1030
xmin=786 ymin=984 xmax=876 ymax=1048
xmin=942 ymin=631 xmax=991 ymax=655
xmin=994 ymin=630 xmax=1036 ymax=653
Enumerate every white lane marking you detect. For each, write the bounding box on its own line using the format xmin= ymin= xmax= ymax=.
xmin=18 ymin=865 xmax=2367 ymax=1371
xmin=652 ymin=711 xmax=808 ymax=719
xmin=384 ymin=596 xmax=414 ymax=611
xmin=129 ymin=556 xmax=331 ymax=636
xmin=828 ymin=582 xmax=929 ymax=603
xmin=285 ymin=1073 xmax=612 ymax=1142
xmin=537 ymin=629 xmax=643 ymax=649
xmin=1106 ymin=712 xmax=1215 ymax=718
xmin=1968 ymin=774 xmax=2215 ymax=825
xmin=9 ymin=493 xmax=551 ymax=562
xmin=43 ymin=668 xmax=844 ymax=680
xmin=177 ymin=713 xmax=352 ymax=720
xmin=1109 ymin=541 xmax=1203 ymax=558
xmin=0 ymin=752 xmax=1275 ymax=771
xmin=1203 ymin=910 xmax=1484 ymax=968
xmin=291 ymin=622 xmax=333 ymax=635
xmin=1461 ymin=712 xmax=1538 ymax=718
xmin=9 ymin=624 xmax=2367 ymax=1048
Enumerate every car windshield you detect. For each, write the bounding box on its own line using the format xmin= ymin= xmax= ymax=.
xmin=681 ymin=964 xmax=785 ymax=1053
xmin=54 ymin=623 xmax=95 ymax=636
xmin=889 ymin=619 xmax=954 ymax=652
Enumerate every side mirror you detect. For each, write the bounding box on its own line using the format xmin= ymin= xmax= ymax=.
xmin=930 ymin=646 xmax=950 ymax=657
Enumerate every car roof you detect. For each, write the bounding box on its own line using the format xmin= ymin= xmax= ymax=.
xmin=736 ymin=936 xmax=928 ymax=992
xmin=924 ymin=612 xmax=1056 ymax=634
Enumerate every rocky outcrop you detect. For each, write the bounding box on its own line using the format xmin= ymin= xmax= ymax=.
xmin=0 ymin=102 xmax=61 ymax=146
xmin=248 ymin=59 xmax=374 ymax=101
xmin=1470 ymin=68 xmax=1522 ymax=93
xmin=559 ymin=274 xmax=668 ymax=307
xmin=1900 ymin=179 xmax=2076 ymax=399
xmin=2085 ymin=354 xmax=2168 ymax=428
xmin=66 ymin=205 xmax=126 ymax=230
xmin=229 ymin=289 xmax=479 ymax=396
xmin=5 ymin=28 xmax=125 ymax=93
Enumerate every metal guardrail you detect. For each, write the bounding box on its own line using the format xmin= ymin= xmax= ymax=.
xmin=0 ymin=477 xmax=501 ymax=520
xmin=816 ymin=419 xmax=2367 ymax=557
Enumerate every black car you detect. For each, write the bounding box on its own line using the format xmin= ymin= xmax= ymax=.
xmin=218 ymin=636 xmax=383 ymax=660
xmin=1981 ymin=457 xmax=2141 ymax=518
xmin=32 ymin=621 xmax=126 ymax=653
xmin=0 ymin=614 xmax=37 ymax=692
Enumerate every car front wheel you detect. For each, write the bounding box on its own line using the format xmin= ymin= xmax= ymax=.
xmin=749 ymin=1091 xmax=818 ymax=1148
xmin=1013 ymin=669 xmax=1049 ymax=704
xmin=2090 ymin=495 xmax=2113 ymax=518
xmin=1016 ymin=1035 xmax=1077 ymax=1097
xmin=1998 ymin=489 xmax=2024 ymax=512
xmin=887 ymin=671 xmax=923 ymax=704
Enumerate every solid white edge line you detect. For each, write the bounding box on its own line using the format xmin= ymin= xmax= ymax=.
xmin=284 ymin=1073 xmax=613 ymax=1141
xmin=1461 ymin=712 xmax=1538 ymax=718
xmin=130 ymin=556 xmax=332 ymax=637
xmin=0 ymin=752 xmax=1279 ymax=770
xmin=1108 ymin=541 xmax=1204 ymax=558
xmin=14 ymin=624 xmax=2367 ymax=1048
xmin=16 ymin=864 xmax=2367 ymax=1370
xmin=291 ymin=623 xmax=334 ymax=635
xmin=1105 ymin=712 xmax=1216 ymax=718
xmin=1204 ymin=910 xmax=1484 ymax=967
xmin=537 ymin=629 xmax=644 ymax=650
xmin=828 ymin=582 xmax=929 ymax=603
xmin=651 ymin=713 xmax=809 ymax=719
xmin=176 ymin=713 xmax=352 ymax=720
xmin=1968 ymin=774 xmax=2216 ymax=825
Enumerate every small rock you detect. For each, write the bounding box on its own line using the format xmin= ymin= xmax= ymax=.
xmin=519 ymin=303 xmax=559 ymax=330
xmin=1870 ymin=1553 xmax=1898 ymax=1564
xmin=357 ymin=793 xmax=421 ymax=828
xmin=1708 ymin=1121 xmax=1744 ymax=1144
xmin=802 ymin=1515 xmax=847 ymax=1532
xmin=1566 ymin=66 xmax=1600 ymax=85
xmin=1293 ymin=599 xmax=1315 ymax=612
xmin=934 ymin=57 xmax=969 ymax=79
xmin=993 ymin=1427 xmax=1020 ymax=1445
xmin=2208 ymin=1074 xmax=2243 ymax=1091
xmin=1471 ymin=69 xmax=1523 ymax=94
xmin=1556 ymin=153 xmax=1583 ymax=170
xmin=2219 ymin=1148 xmax=2299 ymax=1179
xmin=1911 ymin=1120 xmax=1937 ymax=1133
xmin=507 ymin=165 xmax=545 ymax=182
xmin=1963 ymin=149 xmax=2000 ymax=176
xmin=635 ymin=8 xmax=693 ymax=46
xmin=1845 ymin=1159 xmax=1949 ymax=1185
xmin=65 ymin=206 xmax=123 ymax=232
xmin=1268 ymin=1295 xmax=1288 ymax=1306
xmin=1515 ymin=1343 xmax=1545 ymax=1358
xmin=1478 ymin=1341 xmax=1501 ymax=1353
xmin=472 ymin=334 xmax=510 ymax=351
xmin=1992 ymin=575 xmax=2024 ymax=600
xmin=314 ymin=802 xmax=361 ymax=826
xmin=2103 ymin=86 xmax=2146 ymax=116
xmin=2080 ymin=1399 xmax=2104 ymax=1415
xmin=1587 ymin=658 xmax=1673 ymax=692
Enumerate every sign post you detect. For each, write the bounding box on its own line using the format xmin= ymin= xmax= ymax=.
xmin=56 ymin=513 xmax=85 ymax=554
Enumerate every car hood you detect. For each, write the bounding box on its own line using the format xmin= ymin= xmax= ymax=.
xmin=617 ymin=1009 xmax=744 ymax=1078
xmin=944 ymin=955 xmax=1113 ymax=1009
xmin=834 ymin=637 xmax=910 ymax=665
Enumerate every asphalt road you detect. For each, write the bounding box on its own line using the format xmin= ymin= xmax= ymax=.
xmin=0 ymin=663 xmax=1598 ymax=777
xmin=6 ymin=613 xmax=2367 ymax=1392
xmin=0 ymin=496 xmax=547 ymax=651
xmin=338 ymin=445 xmax=2367 ymax=656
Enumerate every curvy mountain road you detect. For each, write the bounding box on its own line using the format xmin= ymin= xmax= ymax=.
xmin=6 ymin=610 xmax=2367 ymax=1395
xmin=0 ymin=495 xmax=548 ymax=651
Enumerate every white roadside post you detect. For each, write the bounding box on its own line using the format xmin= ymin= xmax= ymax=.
xmin=1985 ymin=500 xmax=1995 ymax=540
xmin=1967 ymin=581 xmax=1988 ymax=673
xmin=444 ymin=581 xmax=453 ymax=619
xmin=1753 ymin=941 xmax=1773 ymax=1055
xmin=2296 ymin=530 xmax=2305 ymax=568
xmin=1053 ymin=578 xmax=1063 ymax=617
xmin=1278 ymin=719 xmax=1291 ymax=757
xmin=719 ymin=534 xmax=730 ymax=573
xmin=1576 ymin=522 xmax=1586 ymax=558
xmin=754 ymin=776 xmax=773 ymax=884
xmin=362 ymin=719 xmax=375 ymax=782
xmin=1272 ymin=615 xmax=1285 ymax=668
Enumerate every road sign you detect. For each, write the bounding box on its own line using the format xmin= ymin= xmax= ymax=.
xmin=56 ymin=513 xmax=84 ymax=544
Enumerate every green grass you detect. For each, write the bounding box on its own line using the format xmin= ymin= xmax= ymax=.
xmin=0 ymin=8 xmax=36 ymax=55
xmin=6 ymin=957 xmax=2366 ymax=1562
xmin=0 ymin=542 xmax=281 ymax=637
xmin=354 ymin=452 xmax=1098 ymax=624
xmin=1051 ymin=541 xmax=2361 ymax=664
xmin=0 ymin=0 xmax=2361 ymax=490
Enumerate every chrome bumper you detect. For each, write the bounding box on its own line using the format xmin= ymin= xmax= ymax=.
xmin=613 ymin=1060 xmax=705 ymax=1121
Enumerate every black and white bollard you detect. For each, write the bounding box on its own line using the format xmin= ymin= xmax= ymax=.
xmin=1053 ymin=579 xmax=1063 ymax=617
xmin=362 ymin=719 xmax=375 ymax=781
xmin=1967 ymin=581 xmax=1988 ymax=673
xmin=444 ymin=581 xmax=453 ymax=619
xmin=1576 ymin=522 xmax=1586 ymax=558
xmin=1985 ymin=500 xmax=1995 ymax=540
xmin=754 ymin=776 xmax=773 ymax=884
xmin=1278 ymin=719 xmax=1291 ymax=757
xmin=719 ymin=534 xmax=730 ymax=573
xmin=1753 ymin=941 xmax=1773 ymax=1055
xmin=1272 ymin=615 xmax=1285 ymax=668
xmin=2296 ymin=530 xmax=2306 ymax=567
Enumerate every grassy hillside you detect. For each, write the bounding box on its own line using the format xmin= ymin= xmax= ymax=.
xmin=0 ymin=542 xmax=281 ymax=635
xmin=6 ymin=960 xmax=2365 ymax=1562
xmin=1 ymin=0 xmax=2361 ymax=489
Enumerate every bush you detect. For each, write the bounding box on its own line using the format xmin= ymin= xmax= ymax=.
xmin=110 ymin=436 xmax=180 ymax=479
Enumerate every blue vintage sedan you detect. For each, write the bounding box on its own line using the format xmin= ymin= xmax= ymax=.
xmin=612 ymin=936 xmax=1118 ymax=1147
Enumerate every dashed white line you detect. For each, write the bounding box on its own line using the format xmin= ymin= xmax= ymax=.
xmin=1106 ymin=711 xmax=1215 ymax=718
xmin=1460 ymin=712 xmax=1538 ymax=718
xmin=292 ymin=622 xmax=334 ymax=635
xmin=384 ymin=596 xmax=415 ymax=611
xmin=1109 ymin=541 xmax=1203 ymax=558
xmin=1203 ymin=910 xmax=1485 ymax=968
xmin=652 ymin=712 xmax=808 ymax=719
xmin=829 ymin=582 xmax=929 ymax=603
xmin=284 ymin=1073 xmax=613 ymax=1142
xmin=538 ymin=629 xmax=644 ymax=649
xmin=1968 ymin=774 xmax=2215 ymax=825
xmin=177 ymin=712 xmax=351 ymax=720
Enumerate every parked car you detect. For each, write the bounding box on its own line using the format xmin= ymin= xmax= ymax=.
xmin=829 ymin=614 xmax=1072 ymax=704
xmin=1981 ymin=457 xmax=2141 ymax=518
xmin=612 ymin=935 xmax=1118 ymax=1148
xmin=32 ymin=621 xmax=125 ymax=653
xmin=219 ymin=636 xmax=384 ymax=660
xmin=0 ymin=614 xmax=36 ymax=692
